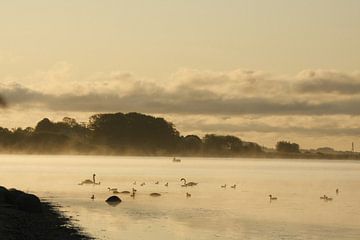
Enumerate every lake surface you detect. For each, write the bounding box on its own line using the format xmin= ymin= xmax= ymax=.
xmin=1 ymin=155 xmax=360 ymax=240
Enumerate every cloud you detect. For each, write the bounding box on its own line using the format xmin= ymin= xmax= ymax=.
xmin=1 ymin=68 xmax=360 ymax=116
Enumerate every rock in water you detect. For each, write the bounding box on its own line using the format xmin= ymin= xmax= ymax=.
xmin=150 ymin=193 xmax=161 ymax=197
xmin=15 ymin=193 xmax=42 ymax=213
xmin=6 ymin=188 xmax=25 ymax=204
xmin=0 ymin=186 xmax=8 ymax=203
xmin=105 ymin=196 xmax=122 ymax=206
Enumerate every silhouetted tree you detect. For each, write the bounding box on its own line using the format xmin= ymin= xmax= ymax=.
xmin=276 ymin=141 xmax=300 ymax=153
xmin=88 ymin=112 xmax=180 ymax=153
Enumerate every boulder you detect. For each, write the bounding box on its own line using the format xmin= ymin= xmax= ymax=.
xmin=105 ymin=196 xmax=122 ymax=206
xmin=15 ymin=193 xmax=42 ymax=213
xmin=0 ymin=186 xmax=8 ymax=203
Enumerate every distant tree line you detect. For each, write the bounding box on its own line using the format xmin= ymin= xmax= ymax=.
xmin=0 ymin=112 xmax=264 ymax=156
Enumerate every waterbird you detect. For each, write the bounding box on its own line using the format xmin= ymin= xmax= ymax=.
xmin=336 ymin=188 xmax=339 ymax=195
xmin=320 ymin=195 xmax=327 ymax=200
xmin=230 ymin=184 xmax=237 ymax=189
xmin=140 ymin=182 xmax=146 ymax=186
xmin=180 ymin=178 xmax=198 ymax=187
xmin=325 ymin=196 xmax=333 ymax=201
xmin=113 ymin=190 xmax=120 ymax=194
xmin=133 ymin=181 xmax=137 ymax=185
xmin=130 ymin=188 xmax=137 ymax=198
xmin=186 ymin=192 xmax=191 ymax=198
xmin=155 ymin=181 xmax=159 ymax=185
xmin=79 ymin=173 xmax=101 ymax=185
xmin=221 ymin=184 xmax=227 ymax=189
xmin=91 ymin=194 xmax=95 ymax=200
xmin=269 ymin=194 xmax=278 ymax=200
xmin=165 ymin=182 xmax=169 ymax=187
xmin=108 ymin=187 xmax=118 ymax=191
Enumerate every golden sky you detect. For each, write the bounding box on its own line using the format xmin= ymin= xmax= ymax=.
xmin=0 ymin=0 xmax=360 ymax=150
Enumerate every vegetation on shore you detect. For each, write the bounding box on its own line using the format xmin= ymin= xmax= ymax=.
xmin=0 ymin=112 xmax=358 ymax=160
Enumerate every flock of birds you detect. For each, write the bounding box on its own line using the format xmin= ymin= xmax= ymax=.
xmin=81 ymin=174 xmax=341 ymax=204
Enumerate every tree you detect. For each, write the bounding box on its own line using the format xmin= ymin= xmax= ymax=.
xmin=276 ymin=141 xmax=300 ymax=153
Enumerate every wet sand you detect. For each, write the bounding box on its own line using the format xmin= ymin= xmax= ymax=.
xmin=0 ymin=197 xmax=92 ymax=240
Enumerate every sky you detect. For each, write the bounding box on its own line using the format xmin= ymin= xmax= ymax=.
xmin=0 ymin=0 xmax=360 ymax=150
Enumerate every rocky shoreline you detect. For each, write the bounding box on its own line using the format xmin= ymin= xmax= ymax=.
xmin=0 ymin=186 xmax=92 ymax=240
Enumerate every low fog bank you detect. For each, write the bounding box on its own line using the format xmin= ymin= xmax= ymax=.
xmin=0 ymin=112 xmax=358 ymax=160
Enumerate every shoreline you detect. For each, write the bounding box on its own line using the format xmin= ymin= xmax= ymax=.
xmin=0 ymin=151 xmax=359 ymax=161
xmin=0 ymin=187 xmax=92 ymax=240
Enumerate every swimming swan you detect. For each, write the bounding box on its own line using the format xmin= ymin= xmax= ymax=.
xmin=180 ymin=178 xmax=198 ymax=187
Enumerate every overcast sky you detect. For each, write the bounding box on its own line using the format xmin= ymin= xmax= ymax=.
xmin=1 ymin=0 xmax=360 ymax=150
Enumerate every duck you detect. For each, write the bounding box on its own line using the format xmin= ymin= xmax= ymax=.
xmin=325 ymin=196 xmax=333 ymax=201
xmin=221 ymin=184 xmax=227 ymax=188
xmin=320 ymin=195 xmax=327 ymax=200
xmin=269 ymin=194 xmax=278 ymax=200
xmin=186 ymin=192 xmax=191 ymax=198
xmin=230 ymin=184 xmax=237 ymax=189
xmin=130 ymin=188 xmax=137 ymax=198
xmin=180 ymin=178 xmax=198 ymax=187
xmin=164 ymin=182 xmax=169 ymax=187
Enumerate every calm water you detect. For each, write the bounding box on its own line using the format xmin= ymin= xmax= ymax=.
xmin=1 ymin=155 xmax=360 ymax=240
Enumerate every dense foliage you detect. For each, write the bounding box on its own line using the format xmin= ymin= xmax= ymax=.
xmin=0 ymin=112 xmax=263 ymax=156
xmin=276 ymin=141 xmax=300 ymax=153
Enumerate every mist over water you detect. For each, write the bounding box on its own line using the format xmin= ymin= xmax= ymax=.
xmin=1 ymin=155 xmax=360 ymax=240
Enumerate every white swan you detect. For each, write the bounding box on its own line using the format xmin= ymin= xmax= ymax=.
xmin=180 ymin=178 xmax=198 ymax=187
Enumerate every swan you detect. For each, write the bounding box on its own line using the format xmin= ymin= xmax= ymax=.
xmin=221 ymin=184 xmax=227 ymax=188
xmin=230 ymin=184 xmax=237 ymax=189
xmin=164 ymin=182 xmax=169 ymax=187
xmin=180 ymin=178 xmax=198 ymax=187
xmin=269 ymin=194 xmax=277 ymax=200
xmin=186 ymin=192 xmax=191 ymax=198
xmin=79 ymin=173 xmax=101 ymax=185
xmin=150 ymin=193 xmax=161 ymax=197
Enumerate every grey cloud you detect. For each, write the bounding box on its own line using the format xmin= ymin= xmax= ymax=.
xmin=2 ymin=69 xmax=360 ymax=116
xmin=295 ymin=70 xmax=360 ymax=94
